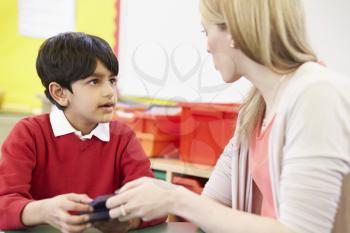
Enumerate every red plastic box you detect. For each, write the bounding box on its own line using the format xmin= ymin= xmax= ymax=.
xmin=114 ymin=107 xmax=181 ymax=136
xmin=172 ymin=175 xmax=204 ymax=194
xmin=113 ymin=107 xmax=144 ymax=131
xmin=137 ymin=113 xmax=180 ymax=137
xmin=179 ymin=102 xmax=239 ymax=165
xmin=113 ymin=107 xmax=181 ymax=157
xmin=136 ymin=132 xmax=179 ymax=157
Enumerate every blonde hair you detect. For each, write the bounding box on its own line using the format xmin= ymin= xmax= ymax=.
xmin=200 ymin=0 xmax=317 ymax=146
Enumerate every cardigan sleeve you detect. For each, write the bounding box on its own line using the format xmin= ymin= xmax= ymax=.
xmin=202 ymin=133 xmax=237 ymax=207
xmin=279 ymin=82 xmax=350 ymax=233
xmin=0 ymin=119 xmax=36 ymax=230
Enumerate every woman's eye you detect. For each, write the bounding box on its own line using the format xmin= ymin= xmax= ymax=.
xmin=201 ymin=29 xmax=208 ymax=36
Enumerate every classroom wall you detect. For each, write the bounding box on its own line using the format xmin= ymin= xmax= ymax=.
xmin=1 ymin=0 xmax=349 ymax=112
xmin=303 ymin=0 xmax=350 ymax=77
xmin=0 ymin=0 xmax=117 ymax=113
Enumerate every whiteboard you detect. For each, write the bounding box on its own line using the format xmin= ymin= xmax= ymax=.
xmin=117 ymin=0 xmax=350 ymax=103
xmin=117 ymin=0 xmax=251 ymax=103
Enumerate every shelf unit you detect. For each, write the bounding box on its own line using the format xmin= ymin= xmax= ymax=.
xmin=150 ymin=158 xmax=214 ymax=182
xmin=150 ymin=157 xmax=214 ymax=222
xmin=0 ymin=112 xmax=29 ymax=151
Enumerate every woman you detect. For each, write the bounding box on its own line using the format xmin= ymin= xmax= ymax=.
xmin=106 ymin=0 xmax=350 ymax=232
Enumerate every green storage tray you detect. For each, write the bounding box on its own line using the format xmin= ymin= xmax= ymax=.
xmin=153 ymin=169 xmax=166 ymax=181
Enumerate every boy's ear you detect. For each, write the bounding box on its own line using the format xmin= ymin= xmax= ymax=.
xmin=48 ymin=82 xmax=69 ymax=107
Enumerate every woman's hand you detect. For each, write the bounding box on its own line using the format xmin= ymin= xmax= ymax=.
xmin=40 ymin=193 xmax=93 ymax=233
xmin=106 ymin=177 xmax=180 ymax=222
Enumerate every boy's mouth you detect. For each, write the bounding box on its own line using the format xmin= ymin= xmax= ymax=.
xmin=99 ymin=102 xmax=115 ymax=112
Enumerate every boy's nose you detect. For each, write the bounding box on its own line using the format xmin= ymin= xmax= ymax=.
xmin=102 ymin=82 xmax=115 ymax=98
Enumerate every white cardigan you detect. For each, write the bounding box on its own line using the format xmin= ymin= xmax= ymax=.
xmin=203 ymin=62 xmax=350 ymax=233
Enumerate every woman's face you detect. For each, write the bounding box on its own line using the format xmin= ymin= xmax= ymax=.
xmin=202 ymin=20 xmax=241 ymax=83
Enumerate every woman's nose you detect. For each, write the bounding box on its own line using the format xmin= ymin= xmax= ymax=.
xmin=207 ymin=42 xmax=211 ymax=54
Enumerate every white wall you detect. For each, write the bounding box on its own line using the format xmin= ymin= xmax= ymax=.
xmin=303 ymin=0 xmax=350 ymax=77
xmin=117 ymin=0 xmax=350 ymax=103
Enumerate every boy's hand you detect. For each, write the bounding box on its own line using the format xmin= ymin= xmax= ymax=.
xmin=92 ymin=218 xmax=131 ymax=233
xmin=41 ymin=193 xmax=93 ymax=233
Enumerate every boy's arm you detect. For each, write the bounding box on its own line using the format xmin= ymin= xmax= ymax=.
xmin=119 ymin=129 xmax=167 ymax=228
xmin=0 ymin=119 xmax=37 ymax=230
xmin=22 ymin=193 xmax=92 ymax=232
xmin=0 ymin=119 xmax=92 ymax=231
xmin=21 ymin=199 xmax=46 ymax=225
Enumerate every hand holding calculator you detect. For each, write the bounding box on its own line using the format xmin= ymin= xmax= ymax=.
xmin=85 ymin=194 xmax=114 ymax=222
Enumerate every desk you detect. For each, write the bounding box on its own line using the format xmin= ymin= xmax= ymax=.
xmin=3 ymin=223 xmax=204 ymax=233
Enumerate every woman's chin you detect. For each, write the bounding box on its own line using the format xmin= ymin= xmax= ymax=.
xmin=221 ymin=73 xmax=240 ymax=83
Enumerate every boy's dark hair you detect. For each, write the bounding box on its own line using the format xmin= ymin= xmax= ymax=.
xmin=36 ymin=32 xmax=119 ymax=110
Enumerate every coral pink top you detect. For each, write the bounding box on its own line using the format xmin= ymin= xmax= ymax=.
xmin=249 ymin=115 xmax=276 ymax=218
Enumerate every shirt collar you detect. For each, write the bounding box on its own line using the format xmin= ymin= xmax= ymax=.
xmin=49 ymin=109 xmax=110 ymax=142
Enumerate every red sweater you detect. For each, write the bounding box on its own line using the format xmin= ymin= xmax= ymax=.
xmin=0 ymin=114 xmax=164 ymax=229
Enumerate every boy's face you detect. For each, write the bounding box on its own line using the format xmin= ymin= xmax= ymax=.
xmin=63 ymin=60 xmax=117 ymax=134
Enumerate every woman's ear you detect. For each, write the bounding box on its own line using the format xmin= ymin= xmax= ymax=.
xmin=230 ymin=40 xmax=235 ymax=48
xmin=48 ymin=82 xmax=69 ymax=107
xmin=226 ymin=33 xmax=235 ymax=48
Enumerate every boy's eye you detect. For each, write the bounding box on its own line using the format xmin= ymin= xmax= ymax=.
xmin=109 ymin=78 xmax=117 ymax=85
xmin=88 ymin=79 xmax=98 ymax=85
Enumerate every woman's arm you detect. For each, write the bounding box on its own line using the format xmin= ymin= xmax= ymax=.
xmin=201 ymin=136 xmax=234 ymax=206
xmin=175 ymin=186 xmax=294 ymax=233
xmin=278 ymin=83 xmax=350 ymax=233
xmin=106 ymin=177 xmax=295 ymax=233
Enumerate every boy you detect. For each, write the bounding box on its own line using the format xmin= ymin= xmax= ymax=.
xmin=0 ymin=32 xmax=164 ymax=232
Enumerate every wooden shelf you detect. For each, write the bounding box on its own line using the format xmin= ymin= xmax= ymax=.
xmin=150 ymin=158 xmax=213 ymax=182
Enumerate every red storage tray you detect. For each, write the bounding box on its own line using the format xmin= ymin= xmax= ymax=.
xmin=114 ymin=108 xmax=180 ymax=136
xmin=172 ymin=175 xmax=203 ymax=194
xmin=113 ymin=106 xmax=181 ymax=157
xmin=136 ymin=132 xmax=179 ymax=157
xmin=113 ymin=107 xmax=144 ymax=131
xmin=179 ymin=102 xmax=239 ymax=165
xmin=136 ymin=113 xmax=180 ymax=136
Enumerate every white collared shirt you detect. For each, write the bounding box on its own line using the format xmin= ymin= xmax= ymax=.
xmin=49 ymin=110 xmax=110 ymax=141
